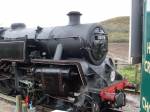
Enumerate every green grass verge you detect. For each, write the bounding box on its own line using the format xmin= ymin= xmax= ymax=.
xmin=118 ymin=65 xmax=141 ymax=84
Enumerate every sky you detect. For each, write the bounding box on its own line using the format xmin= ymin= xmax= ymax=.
xmin=0 ymin=0 xmax=131 ymax=27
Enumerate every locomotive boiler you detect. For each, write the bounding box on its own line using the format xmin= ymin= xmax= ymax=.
xmin=0 ymin=11 xmax=132 ymax=112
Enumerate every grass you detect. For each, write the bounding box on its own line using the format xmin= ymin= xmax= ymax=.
xmin=108 ymin=32 xmax=129 ymax=43
xmin=118 ymin=65 xmax=141 ymax=84
xmin=100 ymin=16 xmax=129 ymax=43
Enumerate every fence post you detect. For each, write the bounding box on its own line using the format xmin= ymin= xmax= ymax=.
xmin=22 ymin=101 xmax=28 ymax=112
xmin=135 ymin=64 xmax=139 ymax=93
xmin=16 ymin=95 xmax=22 ymax=112
xmin=114 ymin=60 xmax=118 ymax=69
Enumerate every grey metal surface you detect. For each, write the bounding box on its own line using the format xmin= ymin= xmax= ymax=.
xmin=49 ymin=23 xmax=99 ymax=39
xmin=129 ymin=0 xmax=143 ymax=64
xmin=35 ymin=68 xmax=70 ymax=75
xmin=3 ymin=23 xmax=99 ymax=40
xmin=0 ymin=40 xmax=26 ymax=61
xmin=0 ymin=11 xmax=108 ymax=65
xmin=11 ymin=23 xmax=26 ymax=30
xmin=53 ymin=44 xmax=63 ymax=60
xmin=67 ymin=11 xmax=82 ymax=25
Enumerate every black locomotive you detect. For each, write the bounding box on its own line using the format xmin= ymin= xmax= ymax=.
xmin=0 ymin=11 xmax=129 ymax=112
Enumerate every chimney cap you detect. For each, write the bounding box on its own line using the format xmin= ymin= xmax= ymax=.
xmin=67 ymin=11 xmax=82 ymax=16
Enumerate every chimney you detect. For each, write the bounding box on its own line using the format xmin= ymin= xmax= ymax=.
xmin=67 ymin=11 xmax=82 ymax=25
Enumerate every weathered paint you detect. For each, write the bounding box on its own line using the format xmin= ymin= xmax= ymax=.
xmin=141 ymin=0 xmax=150 ymax=111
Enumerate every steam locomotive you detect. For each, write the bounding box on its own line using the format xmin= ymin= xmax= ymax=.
xmin=0 ymin=11 xmax=131 ymax=112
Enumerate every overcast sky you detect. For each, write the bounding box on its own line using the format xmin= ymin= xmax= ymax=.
xmin=0 ymin=0 xmax=131 ymax=27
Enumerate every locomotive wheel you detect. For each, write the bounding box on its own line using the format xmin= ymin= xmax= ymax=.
xmin=73 ymin=101 xmax=100 ymax=112
xmin=72 ymin=94 xmax=100 ymax=112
